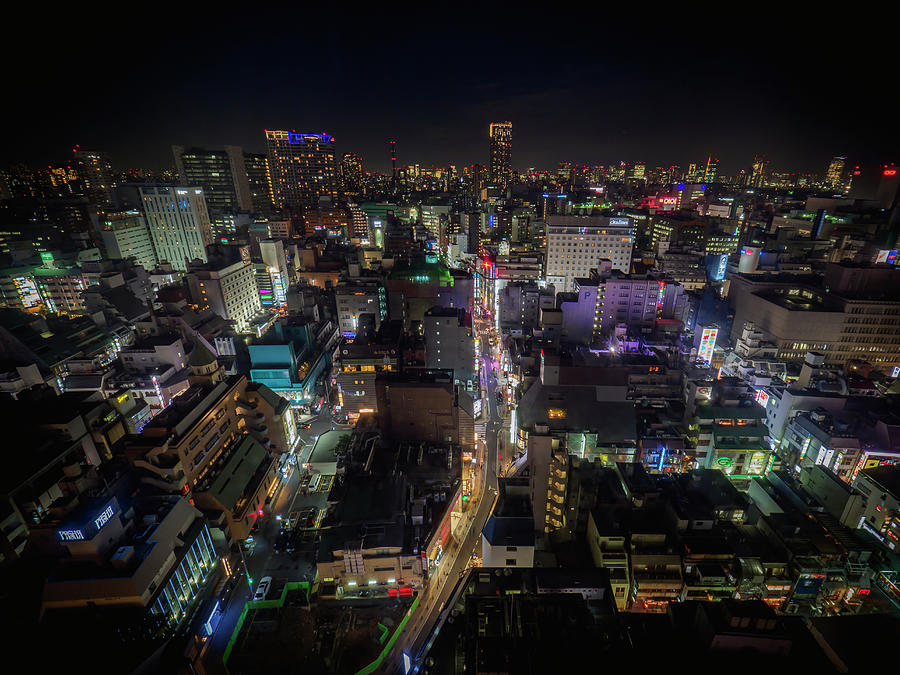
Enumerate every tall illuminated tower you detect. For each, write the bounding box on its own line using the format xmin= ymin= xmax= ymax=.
xmin=749 ymin=155 xmax=769 ymax=188
xmin=703 ymin=156 xmax=719 ymax=183
xmin=72 ymin=147 xmax=114 ymax=207
xmin=264 ymin=130 xmax=338 ymax=211
xmin=489 ymin=121 xmax=512 ymax=187
xmin=825 ymin=156 xmax=846 ymax=189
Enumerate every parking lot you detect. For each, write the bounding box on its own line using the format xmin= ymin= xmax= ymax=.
xmin=227 ymin=594 xmax=409 ymax=675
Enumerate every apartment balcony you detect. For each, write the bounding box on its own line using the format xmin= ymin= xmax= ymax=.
xmin=133 ymin=458 xmax=185 ymax=483
xmin=140 ymin=473 xmax=188 ymax=494
xmin=235 ymin=399 xmax=259 ymax=414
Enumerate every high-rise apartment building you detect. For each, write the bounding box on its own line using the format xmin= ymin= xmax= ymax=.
xmin=489 ymin=122 xmax=512 ymax=186
xmin=72 ymin=148 xmax=114 ymax=207
xmin=825 ymin=156 xmax=846 ymax=189
xmin=172 ymin=146 xmax=252 ymax=213
xmin=265 ymin=130 xmax=338 ymax=211
xmin=140 ymin=186 xmax=213 ymax=271
xmin=98 ymin=211 xmax=157 ymax=270
xmin=545 ymin=215 xmax=634 ymax=292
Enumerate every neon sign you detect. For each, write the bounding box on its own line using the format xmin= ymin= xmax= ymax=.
xmin=698 ymin=327 xmax=718 ymax=366
xmin=94 ymin=505 xmax=115 ymax=530
xmin=287 ymin=133 xmax=334 ymax=145
xmin=58 ymin=529 xmax=85 ymax=542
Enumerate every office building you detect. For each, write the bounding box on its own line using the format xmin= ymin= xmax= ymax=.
xmin=264 ymin=130 xmax=338 ymax=210
xmin=340 ymin=152 xmax=363 ymax=195
xmin=186 ymin=255 xmax=261 ymax=332
xmin=693 ymin=403 xmax=773 ymax=485
xmin=514 ymin=352 xmax=638 ymax=533
xmin=481 ymin=478 xmax=535 ymax=567
xmin=704 ymin=156 xmax=719 ymax=184
xmin=244 ymin=152 xmax=274 ymax=212
xmin=545 ymin=215 xmax=634 ymax=292
xmin=376 ymin=369 xmax=460 ymax=444
xmin=258 ymin=239 xmax=290 ymax=307
xmin=140 ymin=185 xmax=213 ymax=271
xmin=423 ymin=306 xmax=475 ymax=386
xmin=335 ymin=280 xmax=386 ymax=337
xmin=728 ymin=265 xmax=900 ymax=369
xmin=346 ymin=203 xmax=370 ymax=240
xmin=98 ymin=211 xmax=157 ymax=270
xmin=561 ymin=271 xmax=690 ymax=343
xmin=749 ymin=155 xmax=769 ymax=188
xmin=489 ymin=121 xmax=512 ymax=186
xmin=0 ymin=256 xmax=87 ymax=314
xmin=499 ymin=282 xmax=556 ymax=333
xmin=126 ymin=370 xmax=294 ymax=541
xmin=853 ymin=467 xmax=900 ymax=551
xmin=41 ymin=494 xmax=217 ymax=629
xmin=333 ymin=324 xmax=400 ymax=417
xmin=825 ymin=156 xmax=846 ymax=189
xmin=172 ymin=145 xmax=252 ymax=213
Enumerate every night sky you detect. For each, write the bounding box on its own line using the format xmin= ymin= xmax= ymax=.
xmin=4 ymin=8 xmax=895 ymax=175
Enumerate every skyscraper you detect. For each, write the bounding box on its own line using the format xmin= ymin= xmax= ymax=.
xmin=489 ymin=122 xmax=512 ymax=186
xmin=341 ymin=152 xmax=364 ymax=196
xmin=265 ymin=130 xmax=338 ymax=211
xmin=703 ymin=156 xmax=719 ymax=184
xmin=140 ymin=185 xmax=213 ymax=271
xmin=172 ymin=146 xmax=252 ymax=213
xmin=72 ymin=148 xmax=114 ymax=207
xmin=825 ymin=156 xmax=846 ymax=189
xmin=243 ymin=152 xmax=274 ymax=213
xmin=749 ymin=155 xmax=769 ymax=188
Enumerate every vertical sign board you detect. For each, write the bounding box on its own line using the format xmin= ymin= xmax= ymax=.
xmin=698 ymin=327 xmax=718 ymax=366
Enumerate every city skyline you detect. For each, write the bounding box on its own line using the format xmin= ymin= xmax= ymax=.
xmin=3 ymin=10 xmax=897 ymax=176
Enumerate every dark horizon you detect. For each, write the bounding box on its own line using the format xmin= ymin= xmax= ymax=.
xmin=4 ymin=8 xmax=896 ymax=176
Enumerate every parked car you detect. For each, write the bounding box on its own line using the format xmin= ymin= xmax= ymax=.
xmin=273 ymin=528 xmax=288 ymax=553
xmin=254 ymin=576 xmax=272 ymax=601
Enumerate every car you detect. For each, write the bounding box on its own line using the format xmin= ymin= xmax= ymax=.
xmin=254 ymin=576 xmax=272 ymax=601
xmin=300 ymin=422 xmax=312 ymax=429
xmin=273 ymin=528 xmax=288 ymax=553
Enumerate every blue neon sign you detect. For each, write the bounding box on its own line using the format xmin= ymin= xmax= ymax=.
xmin=287 ymin=133 xmax=334 ymax=145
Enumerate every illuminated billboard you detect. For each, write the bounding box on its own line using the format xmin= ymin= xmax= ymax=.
xmin=698 ymin=327 xmax=718 ymax=366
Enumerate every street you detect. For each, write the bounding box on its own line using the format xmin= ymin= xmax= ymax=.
xmin=201 ymin=411 xmax=351 ymax=672
xmin=202 ymin=328 xmax=504 ymax=675
xmin=382 ymin=317 xmax=504 ymax=672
